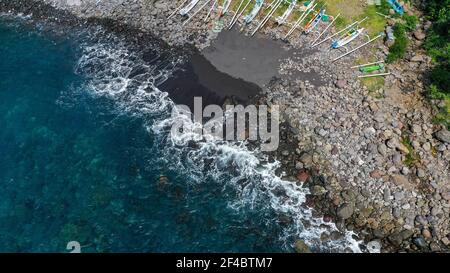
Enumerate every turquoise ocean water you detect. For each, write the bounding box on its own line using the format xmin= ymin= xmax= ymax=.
xmin=0 ymin=15 xmax=359 ymax=253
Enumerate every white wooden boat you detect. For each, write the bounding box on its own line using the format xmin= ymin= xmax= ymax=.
xmin=276 ymin=0 xmax=297 ymax=25
xmin=244 ymin=0 xmax=264 ymax=24
xmin=331 ymin=28 xmax=364 ymax=49
xmin=180 ymin=0 xmax=201 ymax=16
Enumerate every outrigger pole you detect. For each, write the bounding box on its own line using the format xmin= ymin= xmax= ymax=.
xmin=312 ymin=16 xmax=368 ymax=48
xmin=332 ymin=33 xmax=383 ymax=62
xmin=229 ymin=0 xmax=246 ymax=27
xmin=358 ymin=72 xmax=391 ymax=78
xmin=251 ymin=0 xmax=283 ymax=36
xmin=183 ymin=0 xmax=213 ymax=26
xmin=204 ymin=0 xmax=218 ymax=21
xmin=351 ymin=61 xmax=384 ymax=69
xmin=229 ymin=0 xmax=252 ymax=29
xmin=168 ymin=0 xmax=190 ymax=19
xmin=284 ymin=2 xmax=317 ymax=39
xmin=310 ymin=13 xmax=340 ymax=47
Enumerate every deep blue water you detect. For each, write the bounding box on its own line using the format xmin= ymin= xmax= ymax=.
xmin=0 ymin=15 xmax=296 ymax=253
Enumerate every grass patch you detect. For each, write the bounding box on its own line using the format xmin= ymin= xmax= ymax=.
xmin=360 ymin=5 xmax=388 ymax=36
xmin=401 ymin=133 xmax=421 ymax=167
xmin=423 ymin=0 xmax=450 ymax=129
xmin=429 ymin=85 xmax=450 ymax=129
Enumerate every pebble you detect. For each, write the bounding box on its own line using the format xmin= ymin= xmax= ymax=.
xmin=422 ymin=228 xmax=432 ymax=239
xmin=384 ymin=188 xmax=391 ymax=202
xmin=413 ymin=237 xmax=428 ymax=248
xmin=297 ymin=170 xmax=310 ymax=183
xmin=401 ymin=166 xmax=410 ymax=175
xmin=394 ymin=191 xmax=405 ymax=201
xmin=337 ymin=203 xmax=354 ymax=220
xmin=416 ymin=169 xmax=426 ymax=178
xmin=366 ymin=241 xmax=381 ymax=253
xmin=370 ymin=170 xmax=384 ymax=179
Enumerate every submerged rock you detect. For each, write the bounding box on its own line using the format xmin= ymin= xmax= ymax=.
xmin=294 ymin=240 xmax=312 ymax=253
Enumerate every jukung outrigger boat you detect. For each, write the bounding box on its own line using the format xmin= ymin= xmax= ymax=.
xmin=218 ymin=0 xmax=233 ymax=17
xmin=331 ymin=27 xmax=364 ymax=49
xmin=276 ymin=0 xmax=297 ymax=25
xmin=244 ymin=0 xmax=265 ymax=24
xmin=180 ymin=0 xmax=201 ymax=16
xmin=303 ymin=8 xmax=326 ymax=34
xmin=386 ymin=0 xmax=404 ymax=15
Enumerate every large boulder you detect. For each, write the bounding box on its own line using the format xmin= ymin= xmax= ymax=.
xmin=337 ymin=203 xmax=354 ymax=219
xmin=435 ymin=129 xmax=450 ymax=144
xmin=413 ymin=30 xmax=426 ymax=40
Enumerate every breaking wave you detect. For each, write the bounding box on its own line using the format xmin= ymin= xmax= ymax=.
xmin=74 ymin=28 xmax=362 ymax=253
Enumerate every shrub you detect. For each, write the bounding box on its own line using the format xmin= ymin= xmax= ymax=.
xmin=386 ymin=23 xmax=408 ymax=63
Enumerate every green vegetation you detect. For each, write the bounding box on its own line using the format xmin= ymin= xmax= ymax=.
xmin=423 ymin=0 xmax=450 ymax=129
xmin=401 ymin=133 xmax=421 ymax=167
xmin=386 ymin=23 xmax=408 ymax=63
xmin=404 ymin=14 xmax=418 ymax=31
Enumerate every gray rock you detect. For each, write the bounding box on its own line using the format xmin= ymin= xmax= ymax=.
xmin=335 ymin=79 xmax=347 ymax=89
xmin=410 ymin=55 xmax=424 ymax=62
xmin=412 ymin=124 xmax=422 ymax=133
xmin=392 ymin=153 xmax=402 ymax=164
xmin=337 ymin=203 xmax=354 ymax=219
xmin=364 ymin=128 xmax=376 ymax=140
xmin=391 ymin=175 xmax=413 ymax=190
xmin=413 ymin=30 xmax=426 ymax=40
xmin=441 ymin=191 xmax=450 ymax=201
xmin=295 ymin=161 xmax=304 ymax=170
xmin=437 ymin=144 xmax=446 ymax=152
xmin=367 ymin=241 xmax=381 ymax=253
xmin=311 ymin=185 xmax=327 ymax=196
xmin=422 ymin=142 xmax=431 ymax=151
xmin=299 ymin=153 xmax=313 ymax=166
xmin=415 ymin=215 xmax=428 ymax=226
xmin=416 ymin=168 xmax=426 ymax=178
xmin=435 ymin=129 xmax=450 ymax=143
xmin=401 ymin=166 xmax=410 ymax=175
xmin=294 ymin=240 xmax=312 ymax=253
xmin=394 ymin=191 xmax=405 ymax=201
xmin=387 ymin=138 xmax=399 ymax=149
xmin=377 ymin=144 xmax=388 ymax=156
xmin=413 ymin=237 xmax=428 ymax=248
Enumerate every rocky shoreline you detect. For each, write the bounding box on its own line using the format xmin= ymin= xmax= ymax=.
xmin=2 ymin=0 xmax=449 ymax=252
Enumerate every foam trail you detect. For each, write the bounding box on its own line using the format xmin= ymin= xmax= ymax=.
xmin=74 ymin=29 xmax=362 ymax=253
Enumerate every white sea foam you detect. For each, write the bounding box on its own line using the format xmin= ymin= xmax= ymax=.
xmin=74 ymin=30 xmax=363 ymax=253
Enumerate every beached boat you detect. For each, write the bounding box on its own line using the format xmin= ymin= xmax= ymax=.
xmin=304 ymin=8 xmax=325 ymax=34
xmin=276 ymin=0 xmax=297 ymax=25
xmin=179 ymin=0 xmax=201 ymax=16
xmin=218 ymin=0 xmax=233 ymax=17
xmin=331 ymin=27 xmax=364 ymax=49
xmin=386 ymin=0 xmax=404 ymax=15
xmin=243 ymin=0 xmax=264 ymax=24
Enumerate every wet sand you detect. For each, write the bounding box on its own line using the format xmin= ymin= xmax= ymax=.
xmin=201 ymin=29 xmax=292 ymax=87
